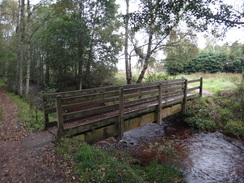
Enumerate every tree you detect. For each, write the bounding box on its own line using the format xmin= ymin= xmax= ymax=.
xmin=124 ymin=0 xmax=132 ymax=84
xmin=164 ymin=30 xmax=199 ymax=75
xmin=124 ymin=0 xmax=244 ymax=82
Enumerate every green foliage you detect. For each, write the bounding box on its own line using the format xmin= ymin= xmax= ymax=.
xmin=0 ymin=107 xmax=3 ymax=121
xmin=164 ymin=30 xmax=199 ymax=75
xmin=144 ymin=73 xmax=175 ymax=83
xmin=144 ymin=161 xmax=185 ymax=183
xmin=76 ymin=144 xmax=143 ymax=183
xmin=224 ymin=120 xmax=244 ymax=139
xmin=179 ymin=73 xmax=242 ymax=93
xmin=73 ymin=143 xmax=184 ymax=183
xmin=8 ymin=92 xmax=44 ymax=131
xmin=186 ymin=84 xmax=244 ymax=138
xmin=184 ymin=52 xmax=227 ymax=73
xmin=147 ymin=136 xmax=181 ymax=166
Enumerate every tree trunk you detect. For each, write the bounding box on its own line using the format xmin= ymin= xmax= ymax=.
xmin=19 ymin=0 xmax=25 ymax=97
xmin=137 ymin=31 xmax=153 ymax=83
xmin=125 ymin=0 xmax=132 ymax=84
xmin=78 ymin=2 xmax=84 ymax=90
xmin=25 ymin=0 xmax=31 ymax=96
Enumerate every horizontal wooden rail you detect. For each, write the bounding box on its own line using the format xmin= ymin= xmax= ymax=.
xmin=43 ymin=78 xmax=202 ymax=139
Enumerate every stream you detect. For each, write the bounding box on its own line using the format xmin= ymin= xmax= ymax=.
xmin=96 ymin=120 xmax=244 ymax=183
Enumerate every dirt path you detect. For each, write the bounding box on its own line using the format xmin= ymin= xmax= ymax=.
xmin=0 ymin=87 xmax=76 ymax=183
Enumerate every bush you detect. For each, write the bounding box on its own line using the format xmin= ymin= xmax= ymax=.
xmin=186 ymin=84 xmax=244 ymax=139
xmin=144 ymin=73 xmax=175 ymax=82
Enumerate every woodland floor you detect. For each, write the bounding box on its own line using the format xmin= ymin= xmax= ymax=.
xmin=0 ymin=87 xmax=77 ymax=183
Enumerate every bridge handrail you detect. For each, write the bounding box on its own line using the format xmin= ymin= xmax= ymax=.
xmin=43 ymin=78 xmax=203 ymax=134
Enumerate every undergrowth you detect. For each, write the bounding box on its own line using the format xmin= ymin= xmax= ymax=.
xmin=0 ymin=107 xmax=3 ymax=121
xmin=55 ymin=138 xmax=185 ymax=183
xmin=185 ymin=78 xmax=244 ymax=139
xmin=8 ymin=92 xmax=44 ymax=131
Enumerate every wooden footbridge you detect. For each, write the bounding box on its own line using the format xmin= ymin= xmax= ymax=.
xmin=43 ymin=78 xmax=202 ymax=144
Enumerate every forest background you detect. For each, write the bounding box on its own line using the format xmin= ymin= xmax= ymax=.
xmin=0 ymin=0 xmax=243 ymax=98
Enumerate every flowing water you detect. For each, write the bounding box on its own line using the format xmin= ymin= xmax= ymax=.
xmin=97 ymin=121 xmax=244 ymax=183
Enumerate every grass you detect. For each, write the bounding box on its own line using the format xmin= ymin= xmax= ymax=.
xmin=0 ymin=78 xmax=5 ymax=121
xmin=0 ymin=107 xmax=3 ymax=121
xmin=179 ymin=73 xmax=242 ymax=93
xmin=8 ymin=92 xmax=44 ymax=131
xmin=55 ymin=138 xmax=185 ymax=183
xmin=0 ymin=78 xmax=44 ymax=131
xmin=185 ymin=85 xmax=244 ymax=139
xmin=115 ymin=72 xmax=242 ymax=93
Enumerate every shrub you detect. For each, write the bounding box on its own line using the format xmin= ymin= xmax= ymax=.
xmin=144 ymin=73 xmax=175 ymax=82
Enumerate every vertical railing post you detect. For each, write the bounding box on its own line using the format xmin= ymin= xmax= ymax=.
xmin=199 ymin=77 xmax=203 ymax=97
xmin=118 ymin=87 xmax=124 ymax=139
xmin=157 ymin=83 xmax=163 ymax=125
xmin=42 ymin=95 xmax=48 ymax=130
xmin=56 ymin=95 xmax=64 ymax=137
xmin=182 ymin=79 xmax=188 ymax=114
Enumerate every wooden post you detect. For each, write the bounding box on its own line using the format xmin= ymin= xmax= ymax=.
xmin=118 ymin=87 xmax=124 ymax=139
xmin=199 ymin=77 xmax=203 ymax=97
xmin=56 ymin=95 xmax=64 ymax=137
xmin=182 ymin=79 xmax=188 ymax=114
xmin=42 ymin=96 xmax=49 ymax=130
xmin=157 ymin=83 xmax=163 ymax=125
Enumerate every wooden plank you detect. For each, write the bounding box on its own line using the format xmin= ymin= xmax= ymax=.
xmin=63 ymin=104 xmax=119 ymax=121
xmin=157 ymin=83 xmax=163 ymax=125
xmin=118 ymin=88 xmax=124 ymax=139
xmin=64 ymin=115 xmax=118 ymax=136
xmin=44 ymin=107 xmax=56 ymax=114
xmin=56 ymin=95 xmax=64 ymax=136
xmin=62 ymin=96 xmax=119 ymax=112
xmin=200 ymin=77 xmax=203 ymax=97
xmin=182 ymin=80 xmax=188 ymax=114
xmin=61 ymin=90 xmax=119 ymax=105
xmin=44 ymin=78 xmax=185 ymax=98
xmin=187 ymin=86 xmax=200 ymax=92
xmin=124 ymin=105 xmax=157 ymax=120
xmin=124 ymin=85 xmax=159 ymax=95
xmin=187 ymin=79 xmax=201 ymax=83
xmin=123 ymin=89 xmax=158 ymax=100
xmin=124 ymin=96 xmax=158 ymax=108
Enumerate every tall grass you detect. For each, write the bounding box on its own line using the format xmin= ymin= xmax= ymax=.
xmin=179 ymin=73 xmax=242 ymax=93
xmin=8 ymin=92 xmax=44 ymax=131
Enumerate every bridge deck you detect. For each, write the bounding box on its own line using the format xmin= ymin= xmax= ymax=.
xmin=43 ymin=78 xmax=202 ymax=143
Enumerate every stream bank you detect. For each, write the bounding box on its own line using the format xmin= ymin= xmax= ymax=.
xmin=96 ymin=118 xmax=244 ymax=183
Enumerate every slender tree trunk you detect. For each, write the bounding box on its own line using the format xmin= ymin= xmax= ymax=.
xmin=25 ymin=0 xmax=31 ymax=96
xmin=19 ymin=0 xmax=25 ymax=97
xmin=137 ymin=31 xmax=153 ymax=83
xmin=16 ymin=0 xmax=21 ymax=94
xmin=125 ymin=0 xmax=132 ymax=84
xmin=78 ymin=2 xmax=84 ymax=90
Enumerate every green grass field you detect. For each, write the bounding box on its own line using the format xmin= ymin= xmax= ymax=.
xmin=115 ymin=72 xmax=242 ymax=93
xmin=179 ymin=73 xmax=242 ymax=93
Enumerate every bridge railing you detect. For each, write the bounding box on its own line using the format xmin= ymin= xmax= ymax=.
xmin=43 ymin=78 xmax=202 ymax=137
